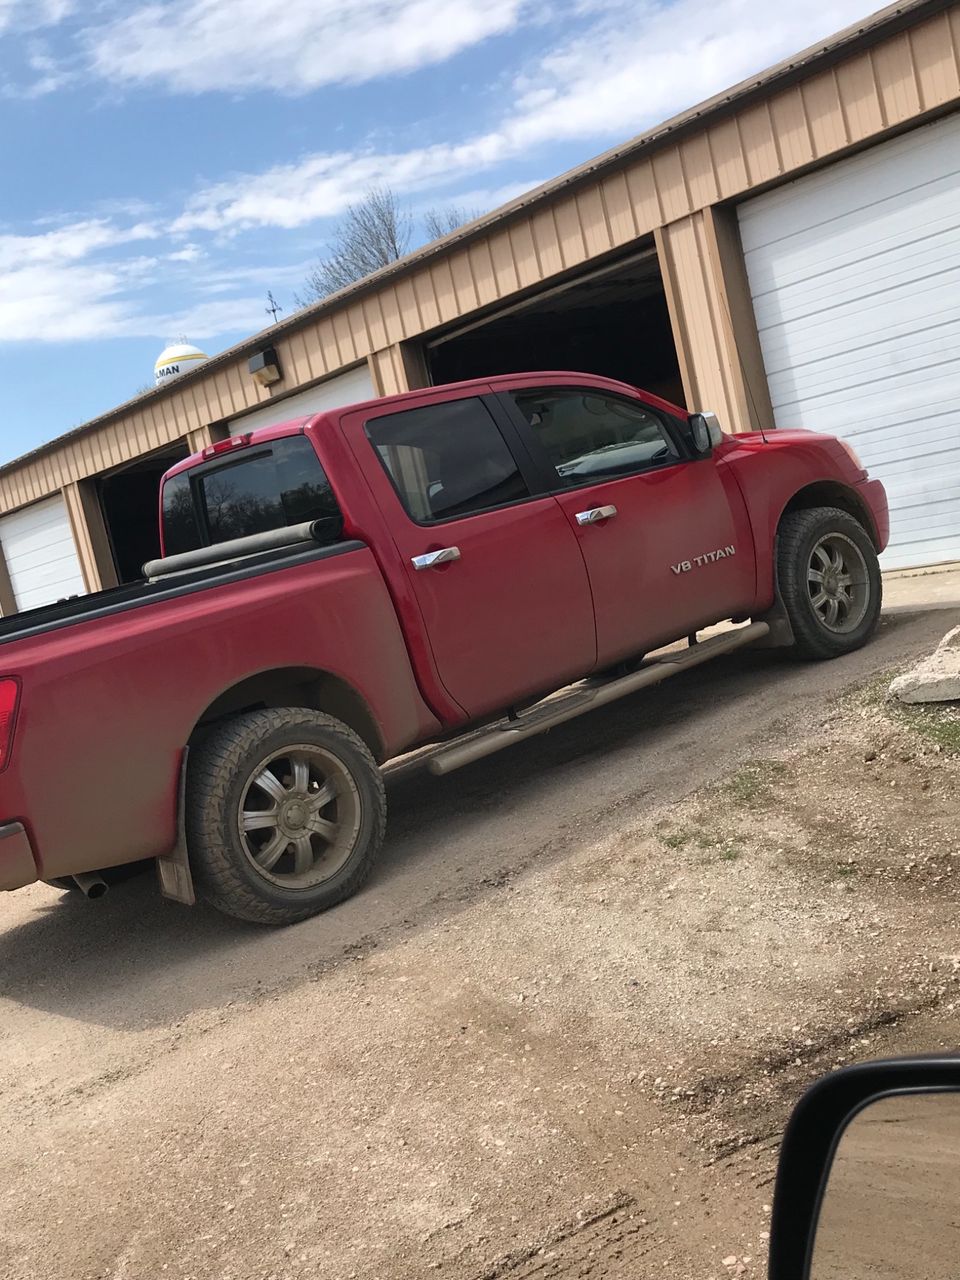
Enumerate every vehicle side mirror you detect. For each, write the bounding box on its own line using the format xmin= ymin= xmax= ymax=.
xmin=688 ymin=411 xmax=724 ymax=456
xmin=812 ymin=1091 xmax=960 ymax=1279
xmin=769 ymin=1055 xmax=960 ymax=1280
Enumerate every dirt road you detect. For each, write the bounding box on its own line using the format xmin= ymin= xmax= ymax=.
xmin=2 ymin=609 xmax=958 ymax=1280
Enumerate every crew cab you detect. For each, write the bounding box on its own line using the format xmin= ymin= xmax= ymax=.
xmin=0 ymin=372 xmax=888 ymax=924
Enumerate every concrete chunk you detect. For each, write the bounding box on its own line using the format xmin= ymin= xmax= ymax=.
xmin=890 ymin=625 xmax=960 ymax=704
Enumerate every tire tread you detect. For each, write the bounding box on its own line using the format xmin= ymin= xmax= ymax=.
xmin=777 ymin=506 xmax=881 ymax=660
xmin=186 ymin=708 xmax=386 ymax=925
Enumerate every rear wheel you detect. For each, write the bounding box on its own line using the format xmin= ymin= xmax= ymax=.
xmin=186 ymin=708 xmax=386 ymax=925
xmin=777 ymin=506 xmax=882 ymax=660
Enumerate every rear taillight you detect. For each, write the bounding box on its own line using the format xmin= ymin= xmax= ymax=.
xmin=0 ymin=678 xmax=21 ymax=772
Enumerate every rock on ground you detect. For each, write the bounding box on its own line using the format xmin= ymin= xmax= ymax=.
xmin=890 ymin=625 xmax=960 ymax=703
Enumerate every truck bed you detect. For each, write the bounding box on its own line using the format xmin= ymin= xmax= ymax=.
xmin=0 ymin=537 xmax=439 ymax=887
xmin=0 ymin=538 xmax=363 ymax=647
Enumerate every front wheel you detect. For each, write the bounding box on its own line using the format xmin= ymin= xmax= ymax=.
xmin=777 ymin=506 xmax=882 ymax=660
xmin=186 ymin=708 xmax=386 ymax=925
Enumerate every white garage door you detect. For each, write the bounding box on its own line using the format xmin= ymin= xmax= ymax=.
xmin=228 ymin=363 xmax=376 ymax=434
xmin=0 ymin=495 xmax=86 ymax=612
xmin=739 ymin=111 xmax=960 ymax=570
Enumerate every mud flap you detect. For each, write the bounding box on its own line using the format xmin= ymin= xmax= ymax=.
xmin=752 ymin=538 xmax=796 ymax=648
xmin=752 ymin=596 xmax=796 ymax=647
xmin=156 ymin=749 xmax=196 ymax=906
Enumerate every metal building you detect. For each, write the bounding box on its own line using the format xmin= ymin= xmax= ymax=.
xmin=1 ymin=0 xmax=958 ymax=614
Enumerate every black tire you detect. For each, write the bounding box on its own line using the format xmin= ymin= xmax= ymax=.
xmin=186 ymin=708 xmax=386 ymax=925
xmin=777 ymin=506 xmax=882 ymax=660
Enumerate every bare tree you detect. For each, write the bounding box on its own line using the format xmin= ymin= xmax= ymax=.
xmin=297 ymin=186 xmax=413 ymax=305
xmin=423 ymin=205 xmax=482 ymax=241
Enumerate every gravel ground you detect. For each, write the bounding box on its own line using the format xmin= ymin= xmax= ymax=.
xmin=1 ymin=609 xmax=957 ymax=1280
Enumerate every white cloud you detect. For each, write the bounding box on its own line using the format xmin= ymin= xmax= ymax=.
xmin=16 ymin=46 xmax=74 ymax=97
xmin=0 ymin=219 xmax=157 ymax=271
xmin=0 ymin=252 xmax=265 ymax=343
xmin=494 ymin=0 xmax=877 ymax=150
xmin=167 ymin=244 xmax=204 ymax=263
xmin=147 ymin=296 xmax=269 ymax=339
xmin=0 ymin=1 xmax=72 ymax=34
xmin=88 ymin=0 xmax=527 ymax=94
xmin=171 ymin=137 xmax=512 ymax=233
xmin=417 ymin=179 xmax=547 ymax=218
xmin=0 ymin=217 xmax=283 ymax=342
xmin=0 ymin=260 xmax=137 ymax=341
xmin=169 ymin=0 xmax=878 ymax=235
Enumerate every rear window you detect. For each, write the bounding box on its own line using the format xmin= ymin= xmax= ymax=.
xmin=162 ymin=435 xmax=342 ymax=556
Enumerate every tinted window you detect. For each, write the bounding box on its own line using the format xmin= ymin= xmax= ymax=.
xmin=366 ymin=397 xmax=529 ymax=522
xmin=510 ymin=390 xmax=680 ymax=484
xmin=161 ymin=471 xmax=203 ymax=555
xmin=162 ymin=435 xmax=342 ymax=555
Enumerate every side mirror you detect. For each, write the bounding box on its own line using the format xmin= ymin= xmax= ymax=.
xmin=769 ymin=1055 xmax=960 ymax=1280
xmin=688 ymin=411 xmax=724 ymax=455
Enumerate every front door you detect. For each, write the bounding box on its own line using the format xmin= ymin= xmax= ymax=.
xmin=499 ymin=384 xmax=756 ymax=664
xmin=351 ymin=391 xmax=596 ymax=720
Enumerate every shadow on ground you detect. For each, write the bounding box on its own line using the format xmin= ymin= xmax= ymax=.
xmin=0 ymin=611 xmax=932 ymax=1032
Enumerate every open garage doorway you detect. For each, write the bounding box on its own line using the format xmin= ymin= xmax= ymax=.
xmin=98 ymin=443 xmax=190 ymax=584
xmin=428 ymin=246 xmax=685 ymax=408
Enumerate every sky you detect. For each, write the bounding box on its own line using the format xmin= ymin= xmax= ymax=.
xmin=0 ymin=0 xmax=879 ymax=462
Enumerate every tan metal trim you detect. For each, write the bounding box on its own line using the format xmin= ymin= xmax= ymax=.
xmin=369 ymin=347 xmax=405 ymax=396
xmin=75 ymin=479 xmax=120 ymax=592
xmin=186 ymin=425 xmax=223 ymax=453
xmin=0 ymin=540 xmax=17 ymax=616
xmin=654 ymin=223 xmax=697 ymax=411
xmin=399 ymin=341 xmax=430 ymax=391
xmin=62 ymin=483 xmax=100 ymax=593
xmin=702 ymin=205 xmax=775 ymax=432
xmin=656 ymin=208 xmax=772 ymax=434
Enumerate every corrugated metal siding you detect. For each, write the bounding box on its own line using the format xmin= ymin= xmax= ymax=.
xmin=739 ymin=109 xmax=960 ymax=570
xmin=227 ymin=363 xmax=376 ymax=431
xmin=0 ymin=496 xmax=87 ymax=611
xmin=1 ymin=5 xmax=959 ymax=516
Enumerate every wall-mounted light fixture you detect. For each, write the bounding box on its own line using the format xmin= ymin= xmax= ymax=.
xmin=248 ymin=346 xmax=282 ymax=388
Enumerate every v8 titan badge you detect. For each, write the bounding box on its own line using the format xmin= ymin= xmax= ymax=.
xmin=671 ymin=545 xmax=736 ymax=575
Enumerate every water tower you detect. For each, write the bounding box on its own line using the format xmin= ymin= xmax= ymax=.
xmin=154 ymin=341 xmax=209 ymax=387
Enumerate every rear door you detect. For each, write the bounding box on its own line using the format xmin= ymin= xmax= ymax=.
xmin=498 ymin=384 xmax=756 ymax=664
xmin=345 ymin=390 xmax=595 ymax=720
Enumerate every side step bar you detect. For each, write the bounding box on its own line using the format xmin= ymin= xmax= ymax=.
xmin=427 ymin=621 xmax=770 ymax=777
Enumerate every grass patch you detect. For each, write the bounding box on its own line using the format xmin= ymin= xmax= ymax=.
xmin=896 ymin=702 xmax=960 ymax=755
xmin=661 ymin=830 xmax=690 ymax=850
xmin=850 ymin=668 xmax=960 ymax=756
xmin=658 ymin=824 xmax=745 ymax=863
xmin=719 ymin=759 xmax=789 ymax=808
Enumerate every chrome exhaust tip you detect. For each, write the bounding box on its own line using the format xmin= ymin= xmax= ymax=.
xmin=73 ymin=872 xmax=109 ymax=899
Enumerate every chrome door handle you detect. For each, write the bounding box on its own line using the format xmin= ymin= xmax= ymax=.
xmin=575 ymin=504 xmax=618 ymax=526
xmin=411 ymin=546 xmax=461 ymax=570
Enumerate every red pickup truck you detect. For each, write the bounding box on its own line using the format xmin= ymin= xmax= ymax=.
xmin=0 ymin=371 xmax=888 ymax=924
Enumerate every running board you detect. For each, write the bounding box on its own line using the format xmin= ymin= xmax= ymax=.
xmin=426 ymin=621 xmax=770 ymax=777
